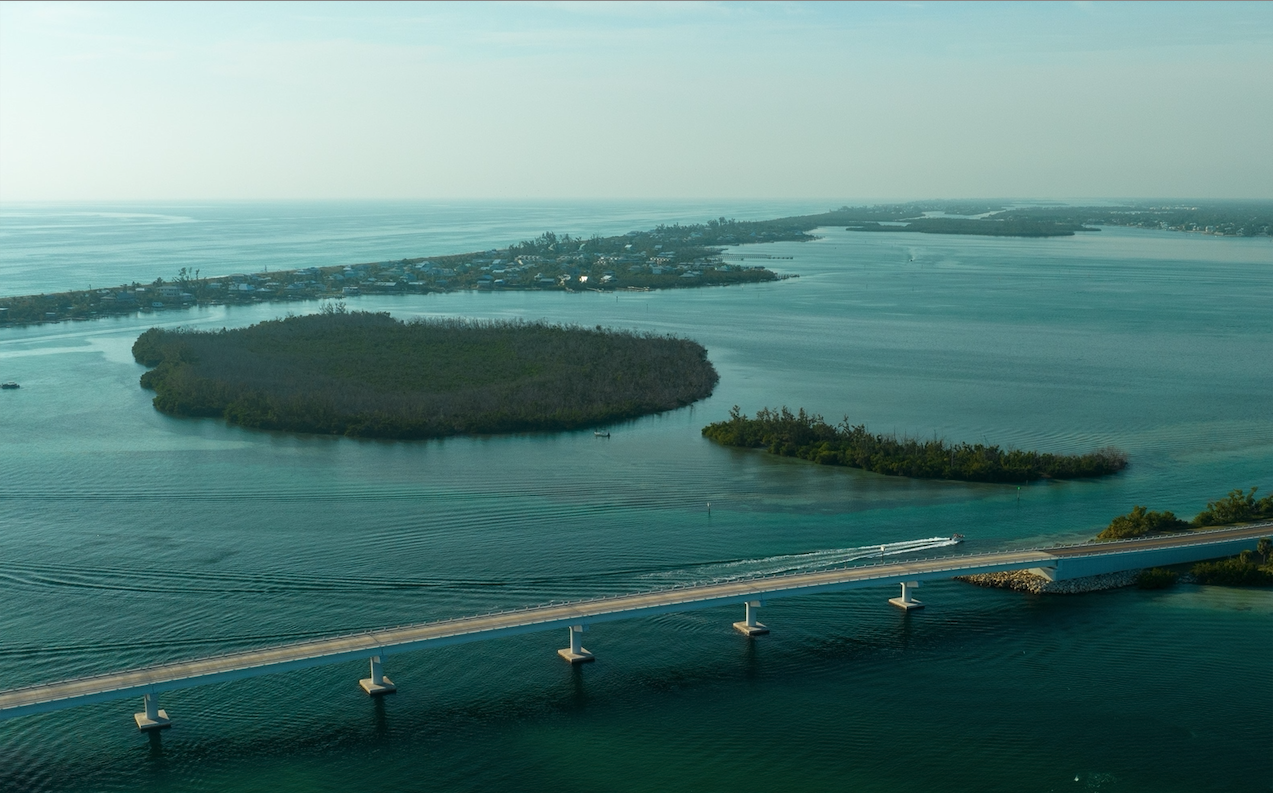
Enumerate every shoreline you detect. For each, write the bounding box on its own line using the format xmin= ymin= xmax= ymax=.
xmin=955 ymin=562 xmax=1268 ymax=595
xmin=957 ymin=569 xmax=1141 ymax=594
xmin=7 ymin=200 xmax=1268 ymax=329
xmin=0 ymin=214 xmax=820 ymax=327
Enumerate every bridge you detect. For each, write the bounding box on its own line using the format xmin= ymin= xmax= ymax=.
xmin=1 ymin=524 xmax=1267 ymax=730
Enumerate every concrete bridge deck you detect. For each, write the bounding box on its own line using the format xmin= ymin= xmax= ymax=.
xmin=1 ymin=523 xmax=1267 ymax=727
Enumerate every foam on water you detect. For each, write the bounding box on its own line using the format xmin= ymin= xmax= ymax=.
xmin=640 ymin=537 xmax=962 ymax=585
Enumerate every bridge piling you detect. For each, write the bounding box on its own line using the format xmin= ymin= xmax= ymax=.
xmin=359 ymin=655 xmax=396 ymax=695
xmin=558 ymin=625 xmax=594 ymax=664
xmin=733 ymin=599 xmax=769 ymax=636
xmin=3 ymin=525 xmax=1265 ymax=731
xmin=889 ymin=581 xmax=924 ymax=610
xmin=133 ymin=692 xmax=171 ymax=731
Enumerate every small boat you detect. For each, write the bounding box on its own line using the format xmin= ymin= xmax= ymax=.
xmin=594 ymin=431 xmax=610 ymax=438
xmin=950 ymin=533 xmax=965 ymax=543
xmin=1 ymin=382 xmax=19 ymax=389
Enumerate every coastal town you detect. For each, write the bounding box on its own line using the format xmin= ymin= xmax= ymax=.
xmin=0 ymin=216 xmax=805 ymax=326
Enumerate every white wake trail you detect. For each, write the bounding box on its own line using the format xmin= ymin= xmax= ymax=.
xmin=642 ymin=537 xmax=961 ymax=587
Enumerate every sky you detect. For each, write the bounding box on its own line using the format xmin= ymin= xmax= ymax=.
xmin=1 ymin=1 xmax=1270 ymax=202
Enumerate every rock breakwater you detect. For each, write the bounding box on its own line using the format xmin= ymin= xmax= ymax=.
xmin=956 ymin=569 xmax=1140 ymax=594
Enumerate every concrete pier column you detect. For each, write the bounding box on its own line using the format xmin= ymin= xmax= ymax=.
xmin=558 ymin=624 xmax=595 ymax=664
xmin=360 ymin=654 xmax=397 ymax=695
xmin=134 ymin=692 xmax=171 ymax=731
xmin=889 ymin=580 xmax=924 ymax=610
xmin=733 ymin=599 xmax=769 ymax=636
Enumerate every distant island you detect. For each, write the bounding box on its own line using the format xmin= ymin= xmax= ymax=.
xmin=5 ymin=200 xmax=1269 ymax=326
xmin=840 ymin=200 xmax=1273 ymax=239
xmin=701 ymin=406 xmax=1127 ymax=483
xmin=2 ymin=217 xmax=807 ymax=326
xmin=845 ymin=218 xmax=1096 ymax=237
xmin=133 ymin=311 xmax=718 ymax=438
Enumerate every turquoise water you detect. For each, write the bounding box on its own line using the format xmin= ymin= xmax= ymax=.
xmin=0 ymin=206 xmax=1270 ymax=791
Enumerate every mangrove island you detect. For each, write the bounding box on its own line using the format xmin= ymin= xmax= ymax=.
xmin=701 ymin=406 xmax=1127 ymax=483
xmin=133 ymin=310 xmax=719 ymax=438
xmin=1097 ymin=487 xmax=1273 ymax=541
xmin=1093 ymin=489 xmax=1273 ymax=588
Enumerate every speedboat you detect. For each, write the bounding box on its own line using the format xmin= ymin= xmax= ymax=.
xmin=594 ymin=431 xmax=610 ymax=438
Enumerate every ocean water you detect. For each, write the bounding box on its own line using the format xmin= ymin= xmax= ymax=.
xmin=0 ymin=204 xmax=1270 ymax=792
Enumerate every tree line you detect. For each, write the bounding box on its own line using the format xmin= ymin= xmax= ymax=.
xmin=700 ymin=406 xmax=1127 ymax=483
xmin=1098 ymin=487 xmax=1273 ymax=540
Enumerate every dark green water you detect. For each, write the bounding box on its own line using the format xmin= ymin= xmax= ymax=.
xmin=1 ymin=214 xmax=1270 ymax=791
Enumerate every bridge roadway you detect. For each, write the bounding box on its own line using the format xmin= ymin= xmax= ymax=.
xmin=0 ymin=523 xmax=1267 ymax=726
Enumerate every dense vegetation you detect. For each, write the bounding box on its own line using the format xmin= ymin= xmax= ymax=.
xmin=1191 ymin=548 xmax=1273 ymax=587
xmin=1097 ymin=487 xmax=1273 ymax=540
xmin=1136 ymin=568 xmax=1180 ymax=589
xmin=133 ymin=311 xmax=718 ymax=438
xmin=1191 ymin=487 xmax=1273 ymax=527
xmin=700 ymin=406 xmax=1127 ymax=483
xmin=1097 ymin=506 xmax=1190 ymax=540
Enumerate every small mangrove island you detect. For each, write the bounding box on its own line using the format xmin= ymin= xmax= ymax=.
xmin=1097 ymin=487 xmax=1273 ymax=541
xmin=701 ymin=406 xmax=1127 ymax=483
xmin=958 ymin=490 xmax=1273 ymax=595
xmin=133 ymin=310 xmax=719 ymax=438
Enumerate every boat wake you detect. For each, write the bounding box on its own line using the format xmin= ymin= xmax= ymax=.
xmin=640 ymin=537 xmax=962 ymax=587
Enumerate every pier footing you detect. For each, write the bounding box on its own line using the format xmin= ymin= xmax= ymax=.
xmin=888 ymin=597 xmax=924 ymax=610
xmin=134 ymin=709 xmax=171 ymax=731
xmin=559 ymin=625 xmax=595 ymax=663
xmin=734 ymin=600 xmax=769 ymax=635
xmin=360 ymin=655 xmax=397 ymax=695
xmin=134 ymin=693 xmax=171 ymax=731
xmin=359 ymin=677 xmax=397 ymax=695
xmin=557 ymin=648 xmax=595 ymax=664
xmin=889 ymin=581 xmax=924 ymax=610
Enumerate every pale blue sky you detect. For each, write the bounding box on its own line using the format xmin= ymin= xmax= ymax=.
xmin=1 ymin=1 xmax=1269 ymax=201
